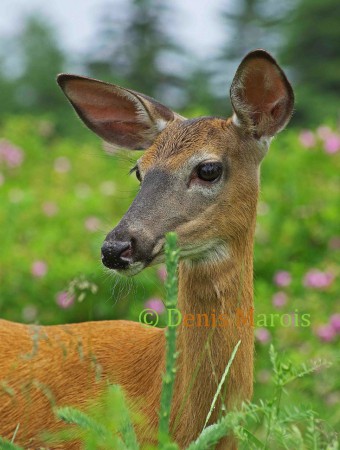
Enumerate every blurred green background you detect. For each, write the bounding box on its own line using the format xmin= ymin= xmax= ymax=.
xmin=0 ymin=0 xmax=339 ymax=440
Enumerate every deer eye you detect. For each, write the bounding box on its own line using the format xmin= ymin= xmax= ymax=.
xmin=196 ymin=162 xmax=223 ymax=182
xmin=135 ymin=168 xmax=142 ymax=182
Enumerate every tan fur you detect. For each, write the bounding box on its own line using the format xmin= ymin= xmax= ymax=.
xmin=0 ymin=50 xmax=293 ymax=449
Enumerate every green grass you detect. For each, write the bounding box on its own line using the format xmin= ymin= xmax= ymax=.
xmin=1 ymin=234 xmax=338 ymax=449
xmin=0 ymin=115 xmax=339 ymax=448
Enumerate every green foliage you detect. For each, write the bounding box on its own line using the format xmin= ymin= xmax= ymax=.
xmin=2 ymin=335 xmax=337 ymax=449
xmin=158 ymin=233 xmax=180 ymax=447
xmin=280 ymin=0 xmax=340 ymax=125
xmin=186 ymin=344 xmax=338 ymax=449
xmin=0 ymin=115 xmax=160 ymax=325
xmin=16 ymin=17 xmax=66 ymax=112
xmin=0 ymin=206 xmax=339 ymax=447
xmin=0 ymin=16 xmax=69 ymax=128
xmin=0 ymin=2 xmax=339 ymax=448
xmin=212 ymin=0 xmax=294 ymax=116
xmin=47 ymin=385 xmax=139 ymax=449
xmin=1 ymin=1 xmax=339 ymax=126
xmin=203 ymin=340 xmax=241 ymax=430
xmin=0 ymin=435 xmax=22 ymax=450
xmin=0 ymin=115 xmax=339 ymax=447
xmin=0 ymin=440 xmax=22 ymax=450
xmin=0 ymin=425 xmax=20 ymax=449
xmin=220 ymin=0 xmax=290 ymax=62
xmin=85 ymin=0 xmax=184 ymax=107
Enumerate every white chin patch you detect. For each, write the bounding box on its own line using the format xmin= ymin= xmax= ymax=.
xmin=116 ymin=262 xmax=145 ymax=277
xmin=182 ymin=240 xmax=230 ymax=267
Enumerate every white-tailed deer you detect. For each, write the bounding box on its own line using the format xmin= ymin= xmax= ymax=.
xmin=0 ymin=50 xmax=294 ymax=449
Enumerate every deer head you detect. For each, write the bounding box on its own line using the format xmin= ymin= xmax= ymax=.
xmin=57 ymin=50 xmax=294 ymax=276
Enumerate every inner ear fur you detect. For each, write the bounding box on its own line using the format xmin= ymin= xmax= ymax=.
xmin=230 ymin=49 xmax=294 ymax=138
xmin=57 ymin=74 xmax=182 ymax=150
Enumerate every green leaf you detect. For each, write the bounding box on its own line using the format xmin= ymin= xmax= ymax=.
xmin=158 ymin=232 xmax=180 ymax=448
xmin=0 ymin=438 xmax=24 ymax=450
xmin=203 ymin=340 xmax=241 ymax=430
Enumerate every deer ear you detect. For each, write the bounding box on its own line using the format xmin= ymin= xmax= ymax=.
xmin=57 ymin=74 xmax=183 ymax=150
xmin=230 ymin=49 xmax=294 ymax=138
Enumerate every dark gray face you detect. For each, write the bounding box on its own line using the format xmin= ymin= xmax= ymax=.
xmin=101 ymin=150 xmax=229 ymax=276
xmin=102 ymin=169 xmax=188 ymax=273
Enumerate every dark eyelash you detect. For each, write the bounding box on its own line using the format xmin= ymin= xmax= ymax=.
xmin=129 ymin=165 xmax=138 ymax=175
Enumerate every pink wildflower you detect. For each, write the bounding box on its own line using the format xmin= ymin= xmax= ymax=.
xmin=144 ymin=298 xmax=165 ymax=314
xmin=273 ymin=271 xmax=291 ymax=287
xmin=330 ymin=314 xmax=340 ymax=333
xmin=272 ymin=291 xmax=287 ymax=308
xmin=0 ymin=140 xmax=24 ymax=168
xmin=255 ymin=328 xmax=271 ymax=344
xmin=56 ymin=291 xmax=75 ymax=309
xmin=323 ymin=133 xmax=340 ymax=154
xmin=303 ymin=269 xmax=334 ymax=289
xmin=316 ymin=125 xmax=332 ymax=140
xmin=31 ymin=260 xmax=48 ymax=278
xmin=316 ymin=324 xmax=336 ymax=342
xmin=85 ymin=216 xmax=101 ymax=232
xmin=42 ymin=201 xmax=58 ymax=217
xmin=328 ymin=236 xmax=340 ymax=250
xmin=100 ymin=181 xmax=116 ymax=196
xmin=22 ymin=305 xmax=38 ymax=322
xmin=299 ymin=130 xmax=316 ymax=148
xmin=54 ymin=156 xmax=71 ymax=173
xmin=157 ymin=265 xmax=167 ymax=282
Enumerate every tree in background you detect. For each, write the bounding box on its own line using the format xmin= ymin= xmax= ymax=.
xmin=0 ymin=17 xmax=66 ymax=117
xmin=0 ymin=56 xmax=16 ymax=117
xmin=1 ymin=2 xmax=339 ymax=127
xmin=0 ymin=16 xmax=91 ymax=135
xmin=17 ymin=17 xmax=66 ymax=114
xmin=280 ymin=0 xmax=340 ymax=125
xmin=215 ymin=0 xmax=292 ymax=117
xmin=181 ymin=64 xmax=224 ymax=117
xmin=85 ymin=0 xmax=185 ymax=108
xmin=220 ymin=0 xmax=289 ymax=61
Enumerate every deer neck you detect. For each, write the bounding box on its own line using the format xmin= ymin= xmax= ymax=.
xmin=172 ymin=224 xmax=255 ymax=442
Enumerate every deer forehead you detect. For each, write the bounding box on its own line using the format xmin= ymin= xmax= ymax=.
xmin=140 ymin=117 xmax=228 ymax=170
xmin=139 ymin=117 xmax=261 ymax=174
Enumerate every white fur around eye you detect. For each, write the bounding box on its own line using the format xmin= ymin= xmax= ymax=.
xmin=232 ymin=112 xmax=242 ymax=127
xmin=188 ymin=180 xmax=223 ymax=198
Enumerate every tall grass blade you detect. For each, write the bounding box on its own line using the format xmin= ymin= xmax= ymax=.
xmin=203 ymin=339 xmax=241 ymax=430
xmin=158 ymin=232 xmax=180 ymax=447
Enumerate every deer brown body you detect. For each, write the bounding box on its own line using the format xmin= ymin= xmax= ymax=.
xmin=0 ymin=50 xmax=294 ymax=449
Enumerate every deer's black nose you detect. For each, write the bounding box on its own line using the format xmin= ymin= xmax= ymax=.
xmin=101 ymin=240 xmax=132 ymax=270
